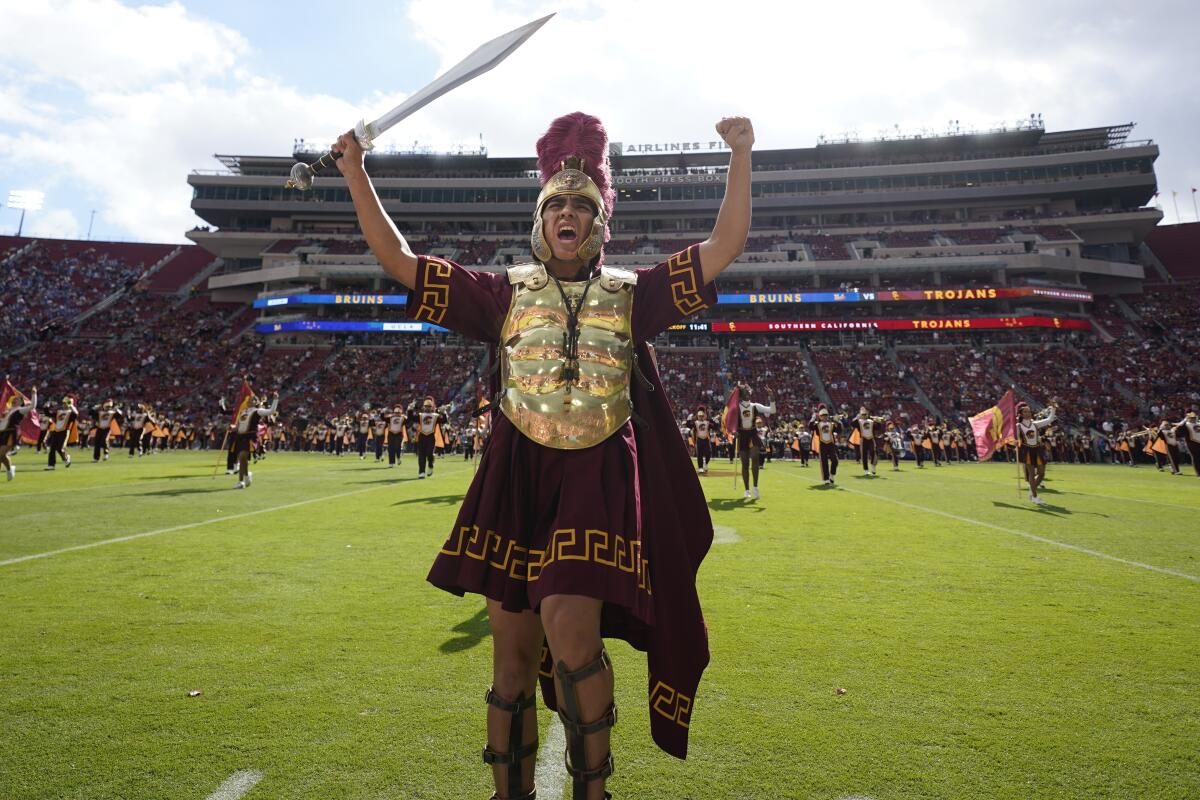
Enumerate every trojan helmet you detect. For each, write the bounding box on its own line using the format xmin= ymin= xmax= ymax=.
xmin=530 ymin=112 xmax=613 ymax=265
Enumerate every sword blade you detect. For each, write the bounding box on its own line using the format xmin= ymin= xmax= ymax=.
xmin=364 ymin=12 xmax=554 ymax=140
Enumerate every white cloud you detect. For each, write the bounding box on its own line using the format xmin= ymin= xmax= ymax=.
xmin=0 ymin=0 xmax=366 ymax=242
xmin=1 ymin=0 xmax=1198 ymax=241
xmin=0 ymin=0 xmax=246 ymax=91
xmin=24 ymin=208 xmax=81 ymax=239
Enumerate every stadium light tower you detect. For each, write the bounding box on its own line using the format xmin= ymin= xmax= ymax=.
xmin=7 ymin=189 xmax=44 ymax=236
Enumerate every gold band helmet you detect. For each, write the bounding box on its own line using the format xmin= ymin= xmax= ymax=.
xmin=530 ymin=156 xmax=608 ymax=263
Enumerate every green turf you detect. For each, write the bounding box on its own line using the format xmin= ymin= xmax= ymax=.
xmin=1 ymin=450 xmax=1197 ymax=799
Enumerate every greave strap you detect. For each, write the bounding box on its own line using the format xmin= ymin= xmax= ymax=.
xmin=482 ymin=688 xmax=538 ymax=799
xmin=554 ymin=649 xmax=615 ymax=799
xmin=486 ymin=687 xmax=537 ymax=714
xmin=563 ymin=751 xmax=614 ymax=785
xmin=558 ymin=703 xmax=617 ymax=737
xmin=557 ymin=650 xmax=612 ymax=687
xmin=482 ymin=740 xmax=539 ymax=766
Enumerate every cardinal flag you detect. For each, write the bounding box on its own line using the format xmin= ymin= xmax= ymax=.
xmin=969 ymin=389 xmax=1018 ymax=461
xmin=720 ymin=386 xmax=740 ymax=440
xmin=1 ymin=380 xmax=42 ymax=445
xmin=231 ymin=379 xmax=254 ymax=425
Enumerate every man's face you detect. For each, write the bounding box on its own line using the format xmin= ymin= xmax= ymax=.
xmin=423 ymin=402 xmax=434 ymax=413
xmin=541 ymin=195 xmax=597 ymax=262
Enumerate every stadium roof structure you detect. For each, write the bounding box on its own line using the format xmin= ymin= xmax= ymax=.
xmin=203 ymin=123 xmax=1148 ymax=179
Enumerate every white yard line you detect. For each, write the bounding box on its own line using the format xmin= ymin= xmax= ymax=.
xmin=534 ymin=715 xmax=567 ymax=799
xmin=786 ymin=471 xmax=1200 ymax=583
xmin=204 ymin=770 xmax=263 ymax=800
xmin=0 ymin=461 xmax=337 ymax=500
xmin=713 ymin=525 xmax=742 ymax=544
xmin=0 ymin=484 xmax=393 ymax=567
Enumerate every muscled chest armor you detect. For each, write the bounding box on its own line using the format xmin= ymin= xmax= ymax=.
xmin=500 ymin=263 xmax=636 ymax=450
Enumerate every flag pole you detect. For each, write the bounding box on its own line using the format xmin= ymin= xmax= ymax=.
xmin=1192 ymin=188 xmax=1198 ymax=223
xmin=1010 ymin=386 xmax=1022 ymax=499
xmin=1015 ymin=439 xmax=1022 ymax=499
xmin=211 ymin=428 xmax=230 ymax=479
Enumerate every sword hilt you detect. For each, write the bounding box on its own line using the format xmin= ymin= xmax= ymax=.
xmin=285 ymin=149 xmax=342 ymax=191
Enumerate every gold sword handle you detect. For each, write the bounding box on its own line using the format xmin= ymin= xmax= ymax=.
xmin=285 ymin=149 xmax=344 ymax=190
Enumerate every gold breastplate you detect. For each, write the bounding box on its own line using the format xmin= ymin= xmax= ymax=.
xmin=500 ymin=263 xmax=635 ymax=449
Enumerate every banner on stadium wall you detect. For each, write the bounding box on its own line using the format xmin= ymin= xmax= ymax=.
xmin=256 ymin=320 xmax=447 ymax=334
xmin=667 ymin=316 xmax=1091 ymax=334
xmin=717 ymin=286 xmax=1093 ymax=305
xmin=253 ymin=286 xmax=1091 ymax=309
xmin=253 ymin=293 xmax=408 ymax=308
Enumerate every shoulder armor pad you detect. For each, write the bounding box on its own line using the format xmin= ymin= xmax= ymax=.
xmin=599 ymin=265 xmax=638 ymax=292
xmin=507 ymin=262 xmax=548 ymax=290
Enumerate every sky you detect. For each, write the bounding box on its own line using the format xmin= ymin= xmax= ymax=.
xmin=1 ymin=0 xmax=1198 ymax=244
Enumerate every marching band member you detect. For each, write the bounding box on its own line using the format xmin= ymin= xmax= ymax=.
xmin=372 ymin=410 xmax=388 ymax=462
xmin=36 ymin=411 xmax=50 ymax=452
xmin=886 ymin=422 xmax=904 ymax=471
xmin=810 ymin=407 xmax=842 ymax=485
xmin=1156 ymin=419 xmax=1183 ymax=475
xmin=1 ymin=387 xmax=36 ymax=482
xmin=386 ymin=405 xmax=406 ymax=467
xmin=232 ymin=391 xmax=278 ymax=489
xmin=356 ymin=411 xmax=371 ymax=459
xmin=1177 ymin=411 xmax=1200 ymax=476
xmin=797 ymin=422 xmax=811 ymax=467
xmin=736 ymin=385 xmax=775 ymax=499
xmin=414 ymin=396 xmax=444 ymax=479
xmin=335 ymin=109 xmax=748 ymax=799
xmin=460 ymin=420 xmax=479 ymax=461
xmin=45 ymin=396 xmax=78 ymax=471
xmin=1016 ymin=402 xmax=1056 ymax=505
xmin=849 ymin=406 xmax=884 ymax=476
xmin=127 ymin=403 xmax=154 ymax=457
xmin=690 ymin=406 xmax=713 ymax=474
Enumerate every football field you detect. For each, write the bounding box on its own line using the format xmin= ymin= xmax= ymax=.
xmin=1 ymin=449 xmax=1197 ymax=799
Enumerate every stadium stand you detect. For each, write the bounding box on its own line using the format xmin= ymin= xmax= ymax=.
xmin=1145 ymin=222 xmax=1200 ymax=280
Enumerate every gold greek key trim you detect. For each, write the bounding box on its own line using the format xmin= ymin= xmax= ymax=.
xmin=439 ymin=525 xmax=651 ymax=594
xmin=666 ymin=248 xmax=707 ymax=317
xmin=414 ymin=256 xmax=451 ymax=324
xmin=649 ymin=679 xmax=693 ymax=728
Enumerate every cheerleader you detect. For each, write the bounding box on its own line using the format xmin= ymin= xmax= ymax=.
xmin=1016 ymin=402 xmax=1056 ymax=505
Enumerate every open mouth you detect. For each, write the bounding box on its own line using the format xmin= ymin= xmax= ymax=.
xmin=556 ymin=225 xmax=578 ymax=242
